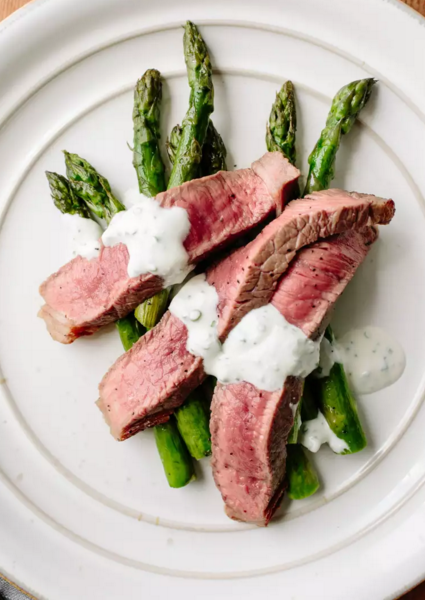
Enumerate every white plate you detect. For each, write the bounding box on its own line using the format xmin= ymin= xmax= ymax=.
xmin=0 ymin=0 xmax=425 ymax=598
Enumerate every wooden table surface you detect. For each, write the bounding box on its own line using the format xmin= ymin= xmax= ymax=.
xmin=1 ymin=0 xmax=425 ymax=598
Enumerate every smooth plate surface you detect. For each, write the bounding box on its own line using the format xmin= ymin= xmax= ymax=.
xmin=0 ymin=0 xmax=425 ymax=598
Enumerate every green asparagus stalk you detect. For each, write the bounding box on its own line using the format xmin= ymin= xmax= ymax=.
xmin=136 ymin=288 xmax=212 ymax=460
xmin=154 ymin=421 xmax=196 ymax=488
xmin=265 ymin=82 xmax=319 ymax=498
xmin=303 ymin=78 xmax=376 ymax=195
xmin=175 ymin=389 xmax=211 ymax=460
xmin=115 ymin=310 xmax=195 ymax=482
xmin=133 ymin=69 xmax=167 ymax=197
xmin=55 ymin=148 xmax=195 ymax=487
xmin=116 ymin=314 xmax=145 ymax=352
xmin=130 ymin=70 xmax=171 ymax=342
xmin=129 ymin=57 xmax=215 ymax=463
xmin=129 ymin=63 xmax=214 ymax=462
xmin=286 ymin=445 xmax=320 ymax=500
xmin=303 ymin=80 xmax=375 ymax=453
xmin=64 ymin=152 xmax=125 ymax=224
xmin=310 ymin=327 xmax=367 ymax=454
xmin=167 ymin=21 xmax=214 ymax=189
xmin=159 ymin=24 xmax=221 ymax=459
xmin=134 ymin=288 xmax=170 ymax=330
xmin=266 ymin=80 xmax=297 ymax=165
xmin=129 ymin=70 xmax=201 ymax=478
xmin=167 ymin=120 xmax=226 ymax=176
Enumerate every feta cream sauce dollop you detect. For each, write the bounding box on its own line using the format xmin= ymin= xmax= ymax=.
xmin=317 ymin=326 xmax=406 ymax=395
xmin=102 ymin=189 xmax=192 ymax=286
xmin=169 ymin=274 xmax=322 ymax=392
xmin=62 ymin=213 xmax=103 ymax=261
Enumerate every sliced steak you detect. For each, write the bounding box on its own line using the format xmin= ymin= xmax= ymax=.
xmin=207 ymin=189 xmax=394 ymax=340
xmin=39 ymin=152 xmax=300 ymax=344
xmin=210 ymin=227 xmax=378 ymax=525
xmin=98 ymin=190 xmax=393 ymax=441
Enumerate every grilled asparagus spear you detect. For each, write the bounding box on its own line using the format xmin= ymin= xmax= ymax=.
xmin=167 ymin=22 xmax=214 ymax=188
xmin=167 ymin=120 xmax=226 ymax=176
xmin=136 ymin=292 xmax=212 ymax=461
xmin=303 ymin=79 xmax=375 ymax=453
xmin=134 ymin=288 xmax=170 ymax=330
xmin=154 ymin=422 xmax=196 ymax=488
xmin=286 ymin=445 xmax=320 ymax=500
xmin=309 ymin=327 xmax=367 ymax=454
xmin=52 ymin=149 xmax=196 ymax=487
xmin=303 ymin=78 xmax=376 ymax=195
xmin=116 ymin=313 xmax=145 ymax=352
xmin=175 ymin=389 xmax=211 ymax=460
xmin=264 ymin=82 xmax=319 ymax=498
xmin=266 ymin=80 xmax=297 ymax=165
xmin=116 ymin=310 xmax=196 ymax=485
xmin=132 ymin=60 xmax=214 ymax=461
xmin=133 ymin=69 xmax=167 ymax=197
xmin=64 ymin=152 xmax=125 ymax=223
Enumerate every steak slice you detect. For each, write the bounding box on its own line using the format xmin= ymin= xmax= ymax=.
xmin=39 ymin=152 xmax=300 ymax=344
xmin=210 ymin=227 xmax=378 ymax=525
xmin=97 ymin=190 xmax=394 ymax=441
xmin=207 ymin=189 xmax=394 ymax=340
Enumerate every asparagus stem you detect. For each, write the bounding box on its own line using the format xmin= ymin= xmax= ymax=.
xmin=48 ymin=161 xmax=194 ymax=487
xmin=64 ymin=152 xmax=125 ymax=224
xmin=116 ymin=311 xmax=196 ymax=483
xmin=162 ymin=24 xmax=221 ymax=459
xmin=265 ymin=81 xmax=318 ymax=498
xmin=266 ymin=80 xmax=297 ymax=165
xmin=154 ymin=421 xmax=196 ymax=488
xmin=134 ymin=288 xmax=170 ymax=330
xmin=311 ymin=327 xmax=367 ymax=454
xmin=116 ymin=314 xmax=146 ymax=352
xmin=303 ymin=78 xmax=376 ymax=195
xmin=130 ymin=69 xmax=169 ymax=350
xmin=302 ymin=79 xmax=375 ymax=451
xmin=286 ymin=445 xmax=320 ymax=500
xmin=133 ymin=69 xmax=167 ymax=197
xmin=167 ymin=22 xmax=214 ymax=188
xmin=128 ymin=69 xmax=199 ymax=484
xmin=175 ymin=390 xmax=211 ymax=459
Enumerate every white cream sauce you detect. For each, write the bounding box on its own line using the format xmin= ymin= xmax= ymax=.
xmin=317 ymin=326 xmax=405 ymax=395
xmin=169 ymin=274 xmax=322 ymax=392
xmin=102 ymin=189 xmax=192 ymax=285
xmin=300 ymin=411 xmax=349 ymax=454
xmin=169 ymin=273 xmax=222 ymax=358
xmin=62 ymin=213 xmax=103 ymax=260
